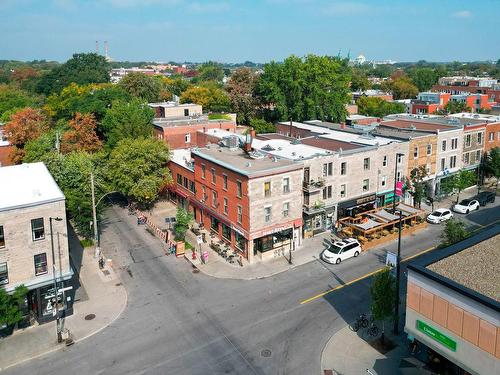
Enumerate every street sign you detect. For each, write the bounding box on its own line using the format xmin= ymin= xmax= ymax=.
xmin=386 ymin=251 xmax=397 ymax=267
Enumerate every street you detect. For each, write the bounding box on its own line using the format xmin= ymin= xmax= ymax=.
xmin=4 ymin=198 xmax=499 ymax=375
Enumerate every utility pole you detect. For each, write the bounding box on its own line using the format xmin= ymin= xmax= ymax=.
xmin=91 ymin=172 xmax=100 ymax=258
xmin=393 ymin=209 xmax=403 ymax=335
xmin=50 ymin=217 xmax=63 ymax=343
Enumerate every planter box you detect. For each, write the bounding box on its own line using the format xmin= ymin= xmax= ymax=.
xmin=175 ymin=241 xmax=185 ymax=257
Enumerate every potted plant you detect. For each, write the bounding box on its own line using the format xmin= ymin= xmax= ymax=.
xmin=174 ymin=207 xmax=193 ymax=257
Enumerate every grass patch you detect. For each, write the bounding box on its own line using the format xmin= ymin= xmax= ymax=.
xmin=208 ymin=113 xmax=231 ymax=121
xmin=80 ymin=238 xmax=94 ymax=248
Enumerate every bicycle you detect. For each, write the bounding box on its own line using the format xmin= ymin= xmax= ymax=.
xmin=367 ymin=322 xmax=379 ymax=337
xmin=352 ymin=313 xmax=369 ymax=332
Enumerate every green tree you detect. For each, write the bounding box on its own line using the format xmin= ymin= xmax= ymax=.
xmin=484 ymin=147 xmax=500 ymax=186
xmin=36 ymin=53 xmax=110 ymax=95
xmin=452 ymin=170 xmax=477 ymax=202
xmin=356 ymin=96 xmax=405 ymax=118
xmin=101 ymin=98 xmax=154 ymax=149
xmin=23 ymin=130 xmax=58 ymax=162
xmin=350 ymin=68 xmax=371 ymax=91
xmin=0 ymin=85 xmax=41 ymax=121
xmin=443 ymin=100 xmax=470 ymax=114
xmin=226 ymin=67 xmax=257 ymax=125
xmin=196 ymin=61 xmax=224 ymax=83
xmin=407 ymin=166 xmax=428 ymax=208
xmin=107 ymin=138 xmax=171 ymax=205
xmin=0 ymin=285 xmax=29 ymax=327
xmin=180 ymin=84 xmax=231 ymax=112
xmin=370 ymin=267 xmax=396 ymax=344
xmin=249 ymin=118 xmax=276 ymax=134
xmin=255 ymin=54 xmax=351 ymax=122
xmin=382 ymin=76 xmax=418 ymax=100
xmin=174 ymin=207 xmax=194 ymax=241
xmin=118 ymin=72 xmax=162 ymax=102
xmin=441 ymin=218 xmax=468 ymax=246
xmin=408 ymin=68 xmax=438 ymax=91
xmin=164 ymin=75 xmax=191 ymax=97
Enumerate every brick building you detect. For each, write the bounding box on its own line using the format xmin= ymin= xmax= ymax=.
xmin=0 ymin=162 xmax=73 ymax=324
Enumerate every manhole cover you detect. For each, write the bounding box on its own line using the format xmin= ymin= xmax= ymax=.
xmin=84 ymin=314 xmax=96 ymax=321
xmin=261 ymin=349 xmax=272 ymax=357
xmin=192 ymin=269 xmax=200 ymax=274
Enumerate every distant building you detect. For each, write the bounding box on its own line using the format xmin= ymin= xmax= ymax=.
xmin=0 ymin=163 xmax=74 ymax=324
xmin=0 ymin=123 xmax=13 ymax=167
xmin=409 ymin=92 xmax=495 ymax=115
xmin=352 ymin=89 xmax=393 ymax=102
xmin=431 ymin=76 xmax=500 ymax=106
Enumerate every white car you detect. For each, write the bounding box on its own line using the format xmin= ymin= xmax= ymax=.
xmin=427 ymin=208 xmax=453 ymax=224
xmin=452 ymin=199 xmax=480 ymax=214
xmin=321 ymin=238 xmax=361 ymax=264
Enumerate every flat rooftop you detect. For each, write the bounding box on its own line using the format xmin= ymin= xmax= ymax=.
xmin=148 ymin=102 xmax=200 ymax=108
xmin=372 ymin=126 xmax=433 ymax=140
xmin=191 ymin=145 xmax=302 ymax=178
xmin=0 ymin=162 xmax=65 ymax=212
xmin=170 ymin=149 xmax=194 ymax=171
xmin=380 ymin=119 xmax=458 ymax=132
xmin=153 ymin=115 xmax=233 ymax=128
xmin=427 ymin=234 xmax=500 ymax=302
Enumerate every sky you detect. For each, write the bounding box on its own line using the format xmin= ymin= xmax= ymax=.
xmin=1 ymin=0 xmax=499 ymax=63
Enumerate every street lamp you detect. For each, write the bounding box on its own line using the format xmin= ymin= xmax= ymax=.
xmin=393 ymin=209 xmax=403 ymax=335
xmin=393 ymin=153 xmax=405 ymax=211
xmin=49 ymin=216 xmax=63 ymax=343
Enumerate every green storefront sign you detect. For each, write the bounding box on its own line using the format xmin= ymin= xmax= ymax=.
xmin=417 ymin=320 xmax=457 ymax=352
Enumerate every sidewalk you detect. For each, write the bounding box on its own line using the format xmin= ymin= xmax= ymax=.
xmin=321 ymin=324 xmax=428 ymax=375
xmin=0 ymin=247 xmax=127 ymax=371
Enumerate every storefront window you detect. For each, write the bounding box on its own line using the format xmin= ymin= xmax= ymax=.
xmin=210 ymin=216 xmax=219 ymax=233
xmin=221 ymin=223 xmax=231 ymax=240
xmin=235 ymin=232 xmax=245 ymax=250
xmin=254 ymin=229 xmax=292 ymax=253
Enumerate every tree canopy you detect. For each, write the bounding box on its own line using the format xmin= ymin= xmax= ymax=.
xmin=180 ymin=84 xmax=231 ymax=112
xmin=61 ymin=113 xmax=102 ymax=154
xmin=0 ymin=85 xmax=42 ymax=122
xmin=382 ymin=75 xmax=419 ymax=100
xmin=408 ymin=67 xmax=439 ymax=91
xmin=356 ymin=96 xmax=405 ymax=118
xmin=249 ymin=118 xmax=276 ymax=134
xmin=255 ymin=55 xmax=351 ymax=122
xmin=118 ymin=72 xmax=162 ymax=102
xmin=195 ymin=61 xmax=225 ymax=83
xmin=226 ymin=67 xmax=257 ymax=125
xmin=484 ymin=147 xmax=500 ymax=182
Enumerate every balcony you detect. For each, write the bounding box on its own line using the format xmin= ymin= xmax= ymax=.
xmin=303 ymin=178 xmax=325 ymax=192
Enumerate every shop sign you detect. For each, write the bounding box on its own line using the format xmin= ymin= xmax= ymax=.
xmin=355 ymin=194 xmax=376 ymax=205
xmin=255 ymin=224 xmax=293 ymax=238
xmin=416 ymin=320 xmax=457 ymax=352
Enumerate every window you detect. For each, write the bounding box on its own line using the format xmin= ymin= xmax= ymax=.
xmin=397 ymin=154 xmax=403 ymax=163
xmin=221 ymin=223 xmax=231 ymax=240
xmin=441 ymin=140 xmax=446 ymax=151
xmin=210 ymin=216 xmax=219 ymax=232
xmin=476 ymin=150 xmax=481 ymax=161
xmin=489 ymin=132 xmax=495 ymax=142
xmin=0 ymin=225 xmax=4 ymax=248
xmin=212 ymin=191 xmax=217 ymax=208
xmin=211 ymin=168 xmax=216 ymax=184
xmin=235 ymin=232 xmax=245 ymax=250
xmin=340 ymin=162 xmax=347 ymax=175
xmin=283 ymin=202 xmax=289 ymax=217
xmin=184 ymin=108 xmax=189 ymax=116
xmin=236 ymin=180 xmax=242 ymax=198
xmin=426 ymin=144 xmax=432 ymax=155
xmin=185 ymin=133 xmax=191 ymax=143
xmin=189 ymin=181 xmax=195 ymax=193
xmin=381 ymin=176 xmax=387 ymax=187
xmin=322 ymin=185 xmax=332 ymax=199
xmin=201 ymin=186 xmax=207 ymax=201
xmin=222 ymin=174 xmax=228 ymax=190
xmin=362 ymin=179 xmax=369 ymax=192
xmin=34 ymin=253 xmax=48 ymax=275
xmin=183 ymin=177 xmax=188 ymax=188
xmin=382 ymin=156 xmax=387 ymax=167
xmin=450 ymin=155 xmax=457 ymax=168
xmin=31 ymin=218 xmax=45 ymax=241
xmin=322 ymin=162 xmax=333 ymax=176
xmin=201 ymin=164 xmax=206 ymax=179
xmin=283 ymin=177 xmax=290 ymax=193
xmin=465 ymin=134 xmax=471 ymax=147
xmin=440 ymin=158 xmax=446 ymax=171
xmin=363 ymin=158 xmax=370 ymax=170
xmin=477 ymin=132 xmax=483 ymax=145
xmin=340 ymin=184 xmax=346 ymax=198
xmin=237 ymin=205 xmax=243 ymax=224
xmin=223 ymin=198 xmax=228 ymax=215
xmin=413 ymin=146 xmax=418 ymax=158
xmin=451 ymin=138 xmax=458 ymax=149
xmin=264 ymin=206 xmax=271 ymax=223
xmin=0 ymin=262 xmax=8 ymax=285
xmin=464 ymin=152 xmax=470 ymax=164
xmin=264 ymin=181 xmax=271 ymax=197
xmin=177 ymin=174 xmax=182 ymax=185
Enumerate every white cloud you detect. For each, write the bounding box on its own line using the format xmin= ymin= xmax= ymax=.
xmin=323 ymin=2 xmax=370 ymax=16
xmin=188 ymin=1 xmax=229 ymax=13
xmin=452 ymin=10 xmax=472 ymax=19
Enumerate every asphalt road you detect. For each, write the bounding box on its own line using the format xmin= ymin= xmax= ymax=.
xmin=4 ymin=198 xmax=499 ymax=375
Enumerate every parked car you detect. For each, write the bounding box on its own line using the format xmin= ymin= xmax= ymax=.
xmin=475 ymin=191 xmax=496 ymax=206
xmin=426 ymin=209 xmax=453 ymax=224
xmin=321 ymin=238 xmax=361 ymax=264
xmin=452 ymin=199 xmax=480 ymax=214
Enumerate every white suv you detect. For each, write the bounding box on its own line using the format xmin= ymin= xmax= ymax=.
xmin=321 ymin=238 xmax=362 ymax=264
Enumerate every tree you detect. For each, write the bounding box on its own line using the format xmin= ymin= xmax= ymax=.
xmin=484 ymin=147 xmax=500 ymax=186
xmin=0 ymin=285 xmax=28 ymax=328
xmin=23 ymin=130 xmax=58 ymax=162
xmin=44 ymin=83 xmax=130 ymax=121
xmin=350 ymin=68 xmax=371 ymax=91
xmin=118 ymin=72 xmax=162 ymax=102
xmin=408 ymin=68 xmax=438 ymax=91
xmin=164 ymin=75 xmax=191 ymax=97
xmin=0 ymin=85 xmax=41 ymax=121
xmin=356 ymin=96 xmax=405 ymax=118
xmin=36 ymin=53 xmax=110 ymax=95
xmin=443 ymin=100 xmax=470 ymax=114
xmin=255 ymin=54 xmax=351 ymax=122
xmin=174 ymin=207 xmax=194 ymax=241
xmin=180 ymin=85 xmax=231 ymax=113
xmin=441 ymin=218 xmax=468 ymax=246
xmin=4 ymin=107 xmax=50 ymax=164
xmin=370 ymin=267 xmax=396 ymax=345
xmin=101 ymin=98 xmax=154 ymax=149
xmin=382 ymin=76 xmax=418 ymax=100
xmin=107 ymin=138 xmax=171 ymax=205
xmin=407 ymin=166 xmax=428 ymax=208
xmin=196 ymin=61 xmax=224 ymax=83
xmin=61 ymin=113 xmax=102 ymax=154
xmin=451 ymin=170 xmax=477 ymax=202
xmin=249 ymin=118 xmax=276 ymax=134
xmin=226 ymin=67 xmax=257 ymax=125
